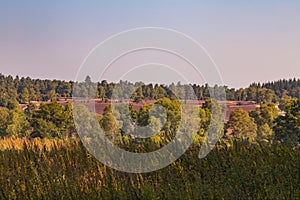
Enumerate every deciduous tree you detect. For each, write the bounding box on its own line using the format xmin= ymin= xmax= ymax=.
xmin=227 ymin=109 xmax=257 ymax=141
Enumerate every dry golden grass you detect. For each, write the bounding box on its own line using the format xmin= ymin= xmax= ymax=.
xmin=0 ymin=137 xmax=78 ymax=151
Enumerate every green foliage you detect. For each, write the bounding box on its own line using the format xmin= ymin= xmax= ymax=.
xmin=100 ymin=105 xmax=120 ymax=138
xmin=7 ymin=99 xmax=19 ymax=110
xmin=250 ymin=103 xmax=278 ymax=127
xmin=64 ymin=103 xmax=76 ymax=137
xmin=97 ymin=85 xmax=106 ymax=100
xmin=0 ymin=108 xmax=10 ymax=137
xmin=47 ymin=89 xmax=57 ymax=102
xmin=227 ymin=109 xmax=257 ymax=141
xmin=132 ymin=87 xmax=144 ymax=102
xmin=199 ymin=99 xmax=224 ymax=145
xmin=24 ymin=103 xmax=38 ymax=118
xmin=30 ymin=102 xmax=74 ymax=138
xmin=0 ymin=73 xmax=300 ymax=109
xmin=19 ymin=88 xmax=29 ymax=103
xmin=257 ymin=123 xmax=273 ymax=141
xmin=0 ymin=108 xmax=30 ymax=138
xmin=256 ymin=88 xmax=277 ymax=103
xmin=250 ymin=103 xmax=279 ymax=141
xmin=72 ymin=105 xmax=98 ymax=139
xmin=274 ymin=98 xmax=300 ymax=146
xmin=6 ymin=109 xmax=31 ymax=138
xmin=199 ymin=107 xmax=210 ymax=135
xmin=155 ymin=98 xmax=182 ymax=139
xmin=137 ymin=103 xmax=153 ymax=127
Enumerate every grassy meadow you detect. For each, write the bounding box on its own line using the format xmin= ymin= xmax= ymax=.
xmin=0 ymin=138 xmax=298 ymax=199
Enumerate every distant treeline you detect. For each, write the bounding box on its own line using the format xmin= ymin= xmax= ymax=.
xmin=0 ymin=73 xmax=300 ymax=109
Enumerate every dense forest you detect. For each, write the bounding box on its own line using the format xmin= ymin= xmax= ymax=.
xmin=0 ymin=74 xmax=299 ymax=147
xmin=1 ymin=73 xmax=300 ymax=109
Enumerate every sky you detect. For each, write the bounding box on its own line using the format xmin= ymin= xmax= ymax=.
xmin=0 ymin=0 xmax=299 ymax=88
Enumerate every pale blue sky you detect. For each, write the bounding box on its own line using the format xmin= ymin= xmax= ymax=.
xmin=0 ymin=1 xmax=299 ymax=88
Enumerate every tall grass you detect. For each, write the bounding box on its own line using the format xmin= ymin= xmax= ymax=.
xmin=0 ymin=137 xmax=78 ymax=151
xmin=0 ymin=138 xmax=299 ymax=199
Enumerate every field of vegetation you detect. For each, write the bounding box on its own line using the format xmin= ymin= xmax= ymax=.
xmin=0 ymin=138 xmax=299 ymax=199
xmin=0 ymin=74 xmax=299 ymax=199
